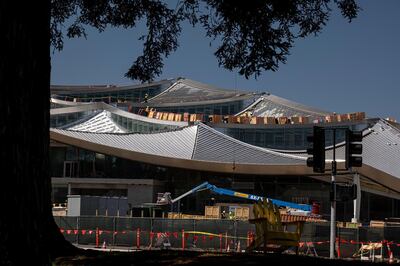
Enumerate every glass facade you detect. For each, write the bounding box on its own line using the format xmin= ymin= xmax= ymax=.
xmin=52 ymin=85 xmax=165 ymax=103
xmin=110 ymin=113 xmax=180 ymax=133
xmin=51 ymin=110 xmax=181 ymax=133
xmin=50 ymin=111 xmax=97 ymax=128
xmin=50 ymin=145 xmax=400 ymax=220
xmin=215 ymin=122 xmax=371 ymax=150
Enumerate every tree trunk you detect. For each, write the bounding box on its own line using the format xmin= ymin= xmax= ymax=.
xmin=0 ymin=1 xmax=76 ymax=264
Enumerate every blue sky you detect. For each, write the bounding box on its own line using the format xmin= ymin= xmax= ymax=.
xmin=51 ymin=0 xmax=400 ymax=120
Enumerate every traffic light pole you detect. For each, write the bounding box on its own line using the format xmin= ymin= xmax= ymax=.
xmin=307 ymin=126 xmax=361 ymax=259
xmin=330 ymin=129 xmax=337 ymax=259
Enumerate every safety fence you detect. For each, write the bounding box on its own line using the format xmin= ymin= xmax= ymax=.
xmin=55 ymin=216 xmax=253 ymax=251
xmin=300 ymin=223 xmax=400 ymax=259
xmin=54 ymin=216 xmax=400 ymax=259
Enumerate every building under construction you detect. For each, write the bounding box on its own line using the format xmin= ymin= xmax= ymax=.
xmin=50 ymin=78 xmax=400 ymax=222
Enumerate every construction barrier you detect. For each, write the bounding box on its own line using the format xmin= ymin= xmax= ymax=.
xmin=54 ymin=216 xmax=400 ymax=259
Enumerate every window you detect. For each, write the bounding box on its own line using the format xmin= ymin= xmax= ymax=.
xmin=255 ymin=130 xmax=264 ymax=147
xmin=294 ymin=133 xmax=303 ymax=147
xmin=213 ymin=106 xmax=221 ymax=115
xmin=245 ymin=130 xmax=256 ymax=145
xmin=264 ymin=132 xmax=274 ymax=147
xmin=221 ymin=105 xmax=229 ymax=115
xmin=274 ymin=132 xmax=284 ymax=148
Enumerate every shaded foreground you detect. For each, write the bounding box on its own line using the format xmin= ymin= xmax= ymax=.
xmin=54 ymin=250 xmax=387 ymax=265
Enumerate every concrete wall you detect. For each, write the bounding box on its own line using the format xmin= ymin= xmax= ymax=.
xmin=54 ymin=178 xmax=166 ymax=215
xmin=127 ymin=185 xmax=154 ymax=206
xmin=67 ymin=195 xmax=82 ymax=216
xmin=67 ymin=195 xmax=128 ymax=216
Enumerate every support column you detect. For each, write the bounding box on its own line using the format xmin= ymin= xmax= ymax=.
xmin=352 ymin=172 xmax=361 ymax=223
xmin=67 ymin=183 xmax=72 ymax=195
xmin=330 ymin=171 xmax=336 ymax=259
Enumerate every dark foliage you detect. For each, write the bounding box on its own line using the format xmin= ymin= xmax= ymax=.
xmin=51 ymin=0 xmax=359 ymax=82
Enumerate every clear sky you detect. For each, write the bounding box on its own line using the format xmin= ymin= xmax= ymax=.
xmin=51 ymin=0 xmax=400 ymax=120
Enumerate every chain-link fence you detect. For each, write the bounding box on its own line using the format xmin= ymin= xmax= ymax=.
xmin=301 ymin=222 xmax=400 ymax=258
xmin=54 ymin=216 xmax=255 ymax=251
xmin=54 ymin=216 xmax=400 ymax=258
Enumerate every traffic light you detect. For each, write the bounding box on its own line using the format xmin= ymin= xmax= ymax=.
xmin=306 ymin=126 xmax=325 ymax=173
xmin=345 ymin=129 xmax=363 ymax=169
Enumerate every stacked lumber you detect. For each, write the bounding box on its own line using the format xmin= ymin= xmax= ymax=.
xmin=139 ymin=109 xmax=367 ymax=126
xmin=250 ymin=117 xmax=264 ymax=125
xmin=208 ymin=114 xmax=223 ymax=123
xmin=205 ymin=206 xmax=220 ymax=219
xmin=264 ymin=117 xmax=277 ymax=124
xmin=370 ymin=220 xmax=386 ymax=228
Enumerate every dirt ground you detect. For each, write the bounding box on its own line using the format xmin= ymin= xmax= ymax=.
xmin=54 ymin=250 xmax=389 ymax=265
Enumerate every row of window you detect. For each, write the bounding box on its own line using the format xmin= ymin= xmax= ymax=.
xmin=111 ymin=113 xmax=179 ymax=133
xmin=217 ymin=123 xmax=367 ymax=150
xmin=50 ymin=111 xmax=95 ymax=128
xmin=51 ymin=146 xmax=400 ymax=220
xmin=53 ymin=85 xmax=163 ymax=103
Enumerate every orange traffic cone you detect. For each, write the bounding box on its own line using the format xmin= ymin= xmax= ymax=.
xmin=389 ymin=250 xmax=394 ymax=264
xmin=387 ymin=243 xmax=394 ymax=264
xmin=236 ymin=241 xmax=241 ymax=252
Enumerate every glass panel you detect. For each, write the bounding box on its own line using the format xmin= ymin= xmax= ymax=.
xmin=221 ymin=105 xmax=229 ymax=115
xmin=274 ymin=132 xmax=284 ymax=148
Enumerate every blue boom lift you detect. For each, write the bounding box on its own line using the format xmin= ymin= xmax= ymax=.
xmin=156 ymin=181 xmax=311 ymax=212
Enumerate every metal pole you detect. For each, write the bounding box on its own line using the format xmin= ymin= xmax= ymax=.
xmin=352 ymin=172 xmax=361 ymax=223
xmin=76 ymin=216 xmax=79 ymax=245
xmin=234 ymin=220 xmax=238 ymax=252
xmin=112 ymin=216 xmax=116 ymax=247
xmin=330 ymin=128 xmax=337 ymax=259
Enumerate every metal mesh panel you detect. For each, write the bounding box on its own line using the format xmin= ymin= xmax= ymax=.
xmin=152 ymin=219 xmax=193 ymax=249
xmin=337 ymin=227 xmax=360 ymax=258
xmin=235 ymin=220 xmax=256 ymax=251
xmin=195 ymin=220 xmax=234 ymax=251
xmin=54 ymin=216 xmax=400 ymax=258
xmin=56 ymin=216 xmax=79 ymax=244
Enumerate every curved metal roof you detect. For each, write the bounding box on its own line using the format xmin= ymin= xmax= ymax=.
xmin=51 ymin=79 xmax=331 ymax=119
xmin=362 ymin=119 xmax=400 ymax=181
xmin=52 ymin=126 xmax=198 ymax=159
xmin=50 ymin=98 xmax=93 ymax=108
xmin=237 ymin=95 xmax=331 ymax=118
xmin=51 ymin=123 xmax=305 ymax=162
xmin=136 ymin=78 xmax=260 ymax=107
xmin=50 ymin=119 xmax=400 ymax=198
xmin=50 ymin=123 xmax=308 ymax=176
xmin=50 ymin=79 xmax=174 ymax=95
xmin=50 ymin=100 xmax=189 ymax=128
xmin=193 ymin=123 xmax=305 ymax=165
xmin=66 ymin=110 xmax=126 ymax=133
xmin=274 ymin=119 xmax=400 ymax=195
xmin=48 ymin=80 xmax=400 ymax=198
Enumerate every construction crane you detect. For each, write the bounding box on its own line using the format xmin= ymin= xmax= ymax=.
xmin=156 ymin=182 xmax=312 ymax=212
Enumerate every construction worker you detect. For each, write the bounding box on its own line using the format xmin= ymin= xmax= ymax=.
xmin=221 ymin=210 xmax=227 ymax=219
